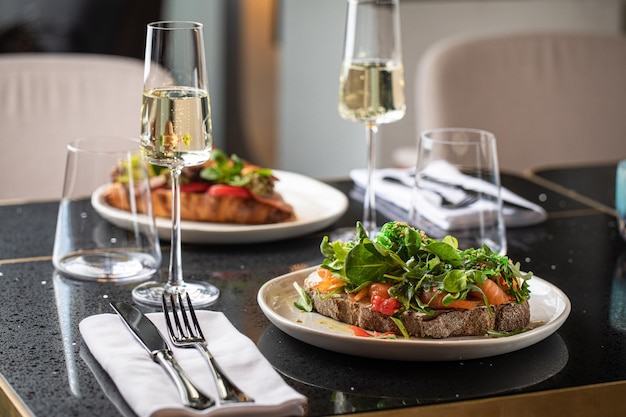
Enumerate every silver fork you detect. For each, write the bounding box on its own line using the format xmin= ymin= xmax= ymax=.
xmin=440 ymin=190 xmax=479 ymax=209
xmin=420 ymin=174 xmax=485 ymax=208
xmin=162 ymin=292 xmax=254 ymax=404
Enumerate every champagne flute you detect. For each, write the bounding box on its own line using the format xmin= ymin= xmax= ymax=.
xmin=339 ymin=0 xmax=406 ymax=236
xmin=132 ymin=21 xmax=219 ymax=307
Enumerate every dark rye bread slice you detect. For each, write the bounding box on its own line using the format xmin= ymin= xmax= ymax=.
xmin=304 ymin=275 xmax=530 ymax=339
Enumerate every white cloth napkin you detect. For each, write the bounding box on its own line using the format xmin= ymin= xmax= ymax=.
xmin=79 ymin=311 xmax=306 ymax=417
xmin=350 ymin=162 xmax=547 ymax=230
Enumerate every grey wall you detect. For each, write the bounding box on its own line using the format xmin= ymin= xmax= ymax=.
xmin=277 ymin=0 xmax=625 ymax=179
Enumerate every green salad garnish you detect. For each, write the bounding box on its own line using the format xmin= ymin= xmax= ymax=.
xmin=115 ymin=149 xmax=276 ymax=197
xmin=316 ymin=221 xmax=532 ymax=315
xmin=199 ymin=149 xmax=274 ymax=196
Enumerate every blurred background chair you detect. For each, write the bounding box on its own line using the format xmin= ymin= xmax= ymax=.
xmin=393 ymin=30 xmax=626 ymax=174
xmin=0 ymin=53 xmax=144 ymax=201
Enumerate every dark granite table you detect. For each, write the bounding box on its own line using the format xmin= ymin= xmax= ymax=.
xmin=2 ymin=167 xmax=626 ymax=417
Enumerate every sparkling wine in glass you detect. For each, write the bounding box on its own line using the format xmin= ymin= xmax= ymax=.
xmin=132 ymin=21 xmax=219 ymax=307
xmin=339 ymin=0 xmax=406 ymax=236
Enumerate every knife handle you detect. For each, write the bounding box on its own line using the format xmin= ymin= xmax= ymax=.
xmin=154 ymin=350 xmax=215 ymax=410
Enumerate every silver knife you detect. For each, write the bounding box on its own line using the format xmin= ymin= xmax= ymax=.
xmin=110 ymin=302 xmax=215 ymax=410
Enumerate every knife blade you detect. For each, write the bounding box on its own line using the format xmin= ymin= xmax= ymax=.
xmin=383 ymin=173 xmax=532 ymax=211
xmin=110 ymin=302 xmax=215 ymax=410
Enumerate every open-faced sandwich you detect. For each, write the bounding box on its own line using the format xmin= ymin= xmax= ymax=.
xmin=103 ymin=149 xmax=296 ymax=225
xmin=294 ymin=221 xmax=532 ymax=339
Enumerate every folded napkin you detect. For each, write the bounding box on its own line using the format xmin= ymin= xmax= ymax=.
xmin=79 ymin=311 xmax=306 ymax=417
xmin=350 ymin=162 xmax=546 ymax=230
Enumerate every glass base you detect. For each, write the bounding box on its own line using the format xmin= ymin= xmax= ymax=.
xmin=55 ymin=252 xmax=158 ymax=283
xmin=132 ymin=280 xmax=220 ymax=308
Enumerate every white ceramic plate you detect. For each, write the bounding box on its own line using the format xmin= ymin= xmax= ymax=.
xmin=257 ymin=266 xmax=571 ymax=361
xmin=92 ymin=170 xmax=348 ymax=244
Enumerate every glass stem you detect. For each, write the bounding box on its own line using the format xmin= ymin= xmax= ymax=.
xmin=169 ymin=166 xmax=184 ymax=286
xmin=364 ymin=121 xmax=378 ymax=236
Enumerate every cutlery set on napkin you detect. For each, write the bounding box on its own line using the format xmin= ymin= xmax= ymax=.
xmin=80 ymin=302 xmax=306 ymax=417
xmin=350 ymin=163 xmax=547 ymax=231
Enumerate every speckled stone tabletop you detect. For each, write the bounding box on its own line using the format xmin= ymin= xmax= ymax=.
xmin=2 ymin=172 xmax=626 ymax=417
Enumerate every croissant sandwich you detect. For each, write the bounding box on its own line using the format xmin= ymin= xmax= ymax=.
xmin=103 ymin=149 xmax=296 ymax=225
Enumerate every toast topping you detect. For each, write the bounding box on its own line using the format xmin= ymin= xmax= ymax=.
xmin=106 ymin=149 xmax=295 ymax=225
xmin=296 ymin=221 xmax=533 ymax=338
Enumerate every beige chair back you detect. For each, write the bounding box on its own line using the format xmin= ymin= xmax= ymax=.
xmin=0 ymin=53 xmax=144 ymax=201
xmin=415 ymin=31 xmax=626 ymax=174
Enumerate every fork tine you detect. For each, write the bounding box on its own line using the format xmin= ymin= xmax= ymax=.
xmin=459 ymin=193 xmax=479 ymax=207
xmin=441 ymin=191 xmax=479 ymax=208
xmin=169 ymin=292 xmax=187 ymax=339
xmin=177 ymin=291 xmax=196 ymax=339
xmin=185 ymin=292 xmax=205 ymax=340
xmin=161 ymin=293 xmax=178 ymax=340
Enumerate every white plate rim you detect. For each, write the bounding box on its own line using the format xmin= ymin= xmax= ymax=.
xmin=257 ymin=265 xmax=571 ymax=361
xmin=92 ymin=170 xmax=349 ymax=244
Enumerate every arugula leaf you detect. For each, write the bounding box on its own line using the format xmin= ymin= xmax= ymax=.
xmin=345 ymin=240 xmax=393 ymax=287
xmin=487 ymin=327 xmax=527 ymax=337
xmin=293 ymin=282 xmax=313 ymax=312
xmin=320 ymin=236 xmax=351 ymax=262
xmin=390 ymin=316 xmax=409 ymax=339
xmin=355 ymin=221 xmax=369 ymax=242
xmin=442 ymin=235 xmax=459 ymax=249
xmin=426 ymin=242 xmax=462 ymax=266
xmin=320 ymin=235 xmax=334 ymax=258
xmin=320 ymin=236 xmax=353 ymax=278
xmin=441 ymin=291 xmax=466 ymax=306
xmin=442 ymin=269 xmax=467 ymax=293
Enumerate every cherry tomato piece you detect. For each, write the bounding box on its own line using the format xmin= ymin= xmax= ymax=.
xmin=379 ymin=297 xmax=402 ymax=315
xmin=370 ymin=282 xmax=393 ymax=299
xmin=349 ymin=325 xmax=374 ymax=337
xmin=179 ymin=183 xmax=210 ymax=193
xmin=207 ymin=184 xmax=251 ymax=198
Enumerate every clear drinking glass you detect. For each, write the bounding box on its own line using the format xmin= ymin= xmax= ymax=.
xmin=52 ymin=137 xmax=161 ymax=281
xmin=408 ymin=128 xmax=507 ymax=255
xmin=338 ymin=0 xmax=406 ymax=236
xmin=132 ymin=21 xmax=220 ymax=307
